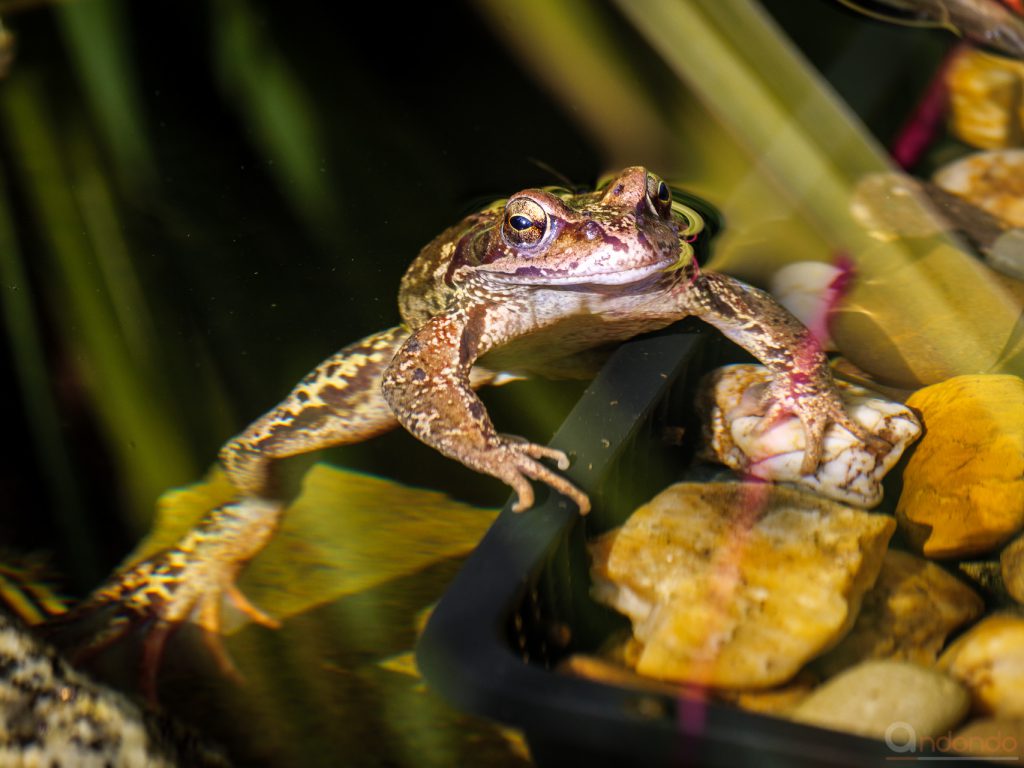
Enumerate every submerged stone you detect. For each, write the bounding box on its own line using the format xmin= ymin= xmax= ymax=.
xmin=700 ymin=364 xmax=921 ymax=508
xmin=933 ymin=148 xmax=1024 ymax=227
xmin=946 ymin=48 xmax=1024 ymax=150
xmin=588 ymin=482 xmax=894 ymax=689
xmin=790 ymin=660 xmax=969 ymax=740
xmin=940 ymin=614 xmax=1024 ymax=719
xmin=952 ymin=719 xmax=1024 ymax=760
xmin=897 ymin=375 xmax=1024 ymax=558
xmin=0 ymin=608 xmax=228 ymax=767
xmin=1002 ymin=532 xmax=1024 ymax=605
xmin=814 ymin=549 xmax=984 ymax=677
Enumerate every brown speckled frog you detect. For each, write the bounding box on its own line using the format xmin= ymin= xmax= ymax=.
xmin=69 ymin=167 xmax=869 ymax=696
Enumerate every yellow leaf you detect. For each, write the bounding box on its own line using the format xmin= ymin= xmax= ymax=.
xmin=131 ymin=464 xmax=498 ymax=628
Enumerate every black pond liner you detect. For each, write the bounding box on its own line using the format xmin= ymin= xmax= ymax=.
xmin=416 ymin=322 xmax=992 ymax=768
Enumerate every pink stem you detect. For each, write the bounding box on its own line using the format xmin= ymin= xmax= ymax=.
xmin=890 ymin=44 xmax=968 ymax=169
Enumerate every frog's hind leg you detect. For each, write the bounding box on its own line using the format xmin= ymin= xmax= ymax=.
xmin=52 ymin=496 xmax=286 ymax=702
xmin=54 ymin=326 xmax=418 ymax=701
xmin=220 ymin=325 xmax=412 ymax=495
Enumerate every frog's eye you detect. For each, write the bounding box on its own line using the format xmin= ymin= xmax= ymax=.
xmin=645 ymin=173 xmax=672 ymax=218
xmin=502 ymin=198 xmax=548 ymax=247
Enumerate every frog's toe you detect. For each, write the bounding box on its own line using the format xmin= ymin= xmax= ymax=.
xmin=506 ymin=472 xmax=537 ymax=513
xmin=132 ymin=575 xmax=275 ymax=701
xmin=222 ymin=582 xmax=281 ymax=629
xmin=43 ymin=603 xmax=138 ymax=668
xmin=517 ymin=442 xmax=571 ymax=471
xmin=831 ymin=407 xmax=876 ymax=445
xmin=798 ymin=429 xmax=825 ymax=475
xmin=831 ymin=407 xmax=893 ymax=459
xmin=797 ymin=396 xmax=896 ymax=475
xmin=792 ymin=404 xmax=838 ymax=474
xmin=755 ymin=399 xmax=797 ymax=434
xmin=48 ymin=545 xmax=276 ymax=704
xmin=493 ymin=441 xmax=590 ymax=514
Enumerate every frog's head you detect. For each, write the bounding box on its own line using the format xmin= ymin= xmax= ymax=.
xmin=453 ymin=166 xmax=706 ymax=289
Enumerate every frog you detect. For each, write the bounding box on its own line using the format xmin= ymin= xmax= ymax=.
xmin=63 ymin=166 xmax=872 ymax=699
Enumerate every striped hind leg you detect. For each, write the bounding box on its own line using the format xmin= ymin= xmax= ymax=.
xmin=63 ymin=326 xmax=414 ymax=699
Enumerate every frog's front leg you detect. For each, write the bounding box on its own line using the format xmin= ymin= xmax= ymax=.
xmin=382 ymin=311 xmax=591 ymax=514
xmin=57 ymin=326 xmax=415 ymax=698
xmin=683 ymin=272 xmax=873 ymax=473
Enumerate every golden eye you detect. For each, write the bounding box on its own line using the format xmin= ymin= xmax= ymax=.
xmin=645 ymin=173 xmax=672 ymax=217
xmin=502 ymin=198 xmax=548 ymax=247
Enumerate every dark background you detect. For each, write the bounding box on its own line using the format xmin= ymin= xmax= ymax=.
xmin=0 ymin=0 xmax=945 ymax=590
xmin=0 ymin=2 xmax=958 ymax=765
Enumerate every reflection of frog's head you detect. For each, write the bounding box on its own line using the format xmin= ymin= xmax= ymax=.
xmin=450 ymin=167 xmax=715 ymax=289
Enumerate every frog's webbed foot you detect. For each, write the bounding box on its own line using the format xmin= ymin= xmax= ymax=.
xmin=484 ymin=435 xmax=590 ymax=514
xmin=47 ymin=499 xmax=283 ymax=704
xmin=758 ymin=377 xmax=889 ymax=476
xmin=382 ymin=315 xmax=591 ymax=514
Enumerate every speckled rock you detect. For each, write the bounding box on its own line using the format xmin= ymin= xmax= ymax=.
xmin=814 ymin=549 xmax=984 ymax=677
xmin=790 ymin=660 xmax=970 ymax=740
xmin=588 ymin=482 xmax=894 ymax=689
xmin=700 ymin=364 xmax=921 ymax=508
xmin=0 ymin=608 xmax=228 ymax=767
xmin=946 ymin=48 xmax=1024 ymax=149
xmin=897 ymin=375 xmax=1024 ymax=558
xmin=940 ymin=614 xmax=1024 ymax=719
xmin=934 ymin=149 xmax=1024 ymax=227
xmin=958 ymin=559 xmax=1014 ymax=606
xmin=571 ymin=633 xmax=818 ymax=715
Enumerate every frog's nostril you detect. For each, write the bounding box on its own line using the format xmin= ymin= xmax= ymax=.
xmin=581 ymin=220 xmax=603 ymax=241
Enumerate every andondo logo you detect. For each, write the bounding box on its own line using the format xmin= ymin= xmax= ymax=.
xmin=885 ymin=721 xmax=1020 ymax=761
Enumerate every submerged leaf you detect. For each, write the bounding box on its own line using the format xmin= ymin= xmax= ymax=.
xmin=134 ymin=464 xmax=499 ymax=628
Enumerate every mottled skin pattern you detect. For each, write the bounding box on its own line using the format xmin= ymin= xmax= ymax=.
xmin=0 ymin=607 xmax=229 ymax=765
xmin=64 ymin=167 xmax=869 ymax=698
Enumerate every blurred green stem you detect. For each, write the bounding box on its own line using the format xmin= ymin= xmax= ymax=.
xmin=57 ymin=0 xmax=156 ymax=191
xmin=0 ymin=158 xmax=100 ymax=587
xmin=211 ymin=0 xmax=336 ymax=237
xmin=1 ymin=73 xmax=196 ymax=534
xmin=472 ymin=0 xmax=679 ymax=170
xmin=614 ymin=0 xmax=885 ymax=251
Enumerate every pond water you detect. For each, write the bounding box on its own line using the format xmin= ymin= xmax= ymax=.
xmin=1 ymin=1 xmax=1021 ymax=766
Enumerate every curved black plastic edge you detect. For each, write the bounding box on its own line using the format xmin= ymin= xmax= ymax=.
xmin=415 ymin=328 xmax=991 ymax=768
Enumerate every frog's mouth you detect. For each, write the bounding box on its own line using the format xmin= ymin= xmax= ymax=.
xmin=484 ymin=255 xmax=679 ymax=287
xmin=483 ymin=231 xmax=694 ymax=287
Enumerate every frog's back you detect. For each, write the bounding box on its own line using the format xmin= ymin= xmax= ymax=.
xmin=398 ymin=212 xmax=493 ymax=330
